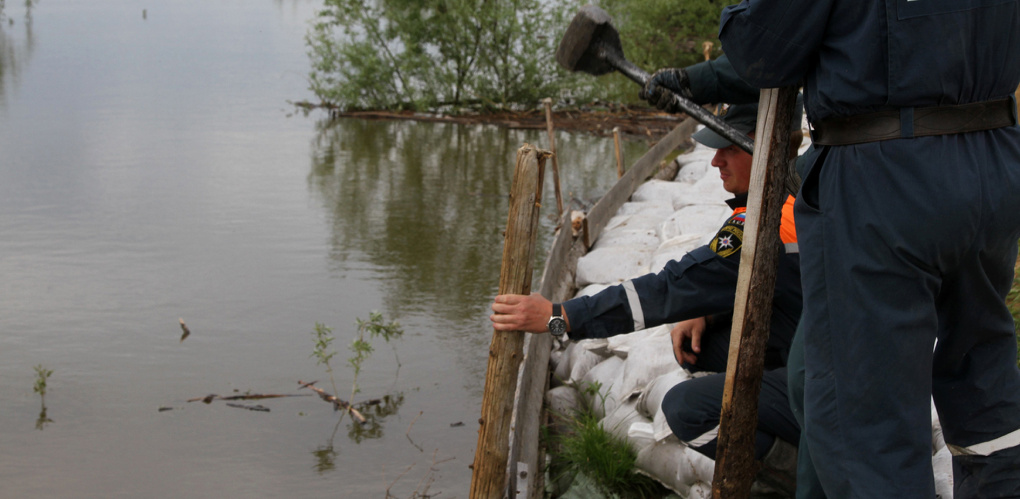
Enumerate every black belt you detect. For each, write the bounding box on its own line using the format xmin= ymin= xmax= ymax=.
xmin=809 ymin=97 xmax=1018 ymax=146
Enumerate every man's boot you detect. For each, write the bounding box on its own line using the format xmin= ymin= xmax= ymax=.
xmin=749 ymin=438 xmax=798 ymax=498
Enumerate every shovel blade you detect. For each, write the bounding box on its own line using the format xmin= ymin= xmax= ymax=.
xmin=555 ymin=5 xmax=625 ymax=76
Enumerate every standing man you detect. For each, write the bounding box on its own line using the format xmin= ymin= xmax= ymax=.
xmin=719 ymin=2 xmax=1020 ymax=497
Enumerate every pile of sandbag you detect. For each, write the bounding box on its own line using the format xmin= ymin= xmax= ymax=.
xmin=546 ymin=142 xmax=955 ymax=498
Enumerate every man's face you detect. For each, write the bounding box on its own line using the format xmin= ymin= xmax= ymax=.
xmin=710 ymin=142 xmax=753 ymax=195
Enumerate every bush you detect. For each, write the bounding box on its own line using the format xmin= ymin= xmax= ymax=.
xmin=307 ymin=0 xmax=593 ymax=112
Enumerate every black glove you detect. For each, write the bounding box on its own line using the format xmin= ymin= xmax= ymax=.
xmin=640 ymin=67 xmax=693 ymax=113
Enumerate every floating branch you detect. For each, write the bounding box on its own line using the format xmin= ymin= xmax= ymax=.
xmin=297 ymin=380 xmax=366 ymax=424
xmin=186 ymin=393 xmax=311 ymax=404
xmin=226 ymin=403 xmax=270 ymax=412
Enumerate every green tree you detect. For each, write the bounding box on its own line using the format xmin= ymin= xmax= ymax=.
xmin=595 ymin=0 xmax=728 ymax=103
xmin=307 ymin=0 xmax=589 ymax=112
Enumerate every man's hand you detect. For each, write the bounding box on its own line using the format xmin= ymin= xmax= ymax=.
xmin=490 ymin=293 xmax=558 ymax=333
xmin=639 ymin=67 xmax=693 ymax=113
xmin=671 ymin=317 xmax=706 ymax=365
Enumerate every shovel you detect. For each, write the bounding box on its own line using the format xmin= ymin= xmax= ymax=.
xmin=555 ymin=5 xmax=754 ymax=154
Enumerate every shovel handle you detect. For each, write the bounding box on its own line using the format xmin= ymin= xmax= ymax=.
xmin=600 ymin=47 xmax=755 ymax=155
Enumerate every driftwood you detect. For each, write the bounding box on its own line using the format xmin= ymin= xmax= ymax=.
xmin=297 ymin=380 xmax=367 ymax=424
xmin=226 ymin=403 xmax=270 ymax=412
xmin=186 ymin=393 xmax=310 ymax=404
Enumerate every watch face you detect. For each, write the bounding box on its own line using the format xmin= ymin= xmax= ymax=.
xmin=548 ymin=317 xmax=567 ymax=337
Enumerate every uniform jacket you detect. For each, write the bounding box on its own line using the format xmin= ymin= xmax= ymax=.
xmin=562 ymin=194 xmax=802 ymax=368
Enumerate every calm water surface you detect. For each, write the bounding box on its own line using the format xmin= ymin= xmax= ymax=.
xmin=0 ymin=1 xmax=647 ymax=497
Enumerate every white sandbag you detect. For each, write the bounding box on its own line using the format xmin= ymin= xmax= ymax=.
xmin=638 ymin=368 xmax=692 ymax=419
xmin=546 ymin=385 xmax=582 ymax=420
xmin=660 ymin=204 xmax=732 ymax=241
xmin=650 ymin=234 xmax=705 ymax=274
xmin=605 ymin=324 xmax=660 ymax=358
xmin=634 ymin=437 xmax=716 ymax=496
xmin=594 ymin=227 xmax=661 ymax=252
xmin=931 ymin=400 xmax=946 ymax=452
xmin=575 ymin=283 xmax=610 ymax=298
xmin=614 ymin=200 xmax=677 ymax=220
xmin=933 ymin=445 xmax=954 ymax=499
xmin=576 ymin=246 xmax=652 ymax=286
xmin=631 ymin=179 xmax=690 ymax=207
xmin=580 ymin=356 xmax=626 ymax=419
xmin=600 ymin=398 xmax=653 ymax=454
xmin=688 ymin=481 xmax=712 ymax=499
xmin=603 ymin=211 xmax=670 ymax=236
xmin=674 ymin=158 xmax=711 ymax=185
xmin=617 ymin=328 xmax=681 ymax=399
xmin=553 ymin=341 xmax=578 ymax=385
xmin=567 ymin=340 xmax=607 ymax=384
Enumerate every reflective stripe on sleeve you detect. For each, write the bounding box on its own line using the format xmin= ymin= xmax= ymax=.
xmin=948 ymin=427 xmax=1020 ymax=457
xmin=784 ymin=242 xmax=799 ymax=254
xmin=685 ymin=425 xmax=720 ymax=449
xmin=622 ymin=280 xmax=645 ymax=331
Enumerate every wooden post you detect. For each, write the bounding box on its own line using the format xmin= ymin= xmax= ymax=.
xmin=543 ymin=98 xmax=564 ymax=216
xmin=613 ymin=127 xmax=624 ymax=178
xmin=470 ymin=144 xmax=550 ymax=499
xmin=712 ymin=86 xmax=798 ymax=499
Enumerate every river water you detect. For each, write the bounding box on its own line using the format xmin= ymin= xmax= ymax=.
xmin=0 ymin=1 xmax=647 ymax=497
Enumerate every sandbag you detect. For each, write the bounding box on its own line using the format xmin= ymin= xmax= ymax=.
xmin=631 ymin=179 xmax=690 ymax=207
xmin=617 ymin=328 xmax=680 ymax=399
xmin=674 ymin=157 xmax=711 ymax=185
xmin=650 ymin=234 xmax=706 ymax=274
xmin=660 ymin=204 xmax=731 ymax=241
xmin=615 ymin=200 xmax=676 ymax=220
xmin=576 ymin=246 xmax=651 ymax=286
xmin=579 ymin=355 xmax=626 ymax=419
xmin=638 ymin=369 xmax=692 ymax=419
xmin=567 ymin=340 xmax=608 ymax=385
xmin=546 ymin=385 xmax=582 ymax=423
xmin=634 ymin=437 xmax=715 ymax=496
xmin=600 ymin=398 xmax=652 ymax=454
xmin=933 ymin=445 xmax=954 ymax=499
xmin=594 ymin=227 xmax=661 ymax=252
xmin=575 ymin=283 xmax=610 ymax=298
xmin=605 ymin=324 xmax=668 ymax=358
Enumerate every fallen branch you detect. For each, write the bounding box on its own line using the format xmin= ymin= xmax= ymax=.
xmin=226 ymin=403 xmax=270 ymax=412
xmin=186 ymin=393 xmax=311 ymax=404
xmin=297 ymin=380 xmax=367 ymax=424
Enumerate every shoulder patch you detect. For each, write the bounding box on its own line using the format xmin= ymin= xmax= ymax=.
xmin=709 ymin=213 xmax=744 ymax=258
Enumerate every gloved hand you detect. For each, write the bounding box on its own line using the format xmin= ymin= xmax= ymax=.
xmin=639 ymin=67 xmax=693 ymax=113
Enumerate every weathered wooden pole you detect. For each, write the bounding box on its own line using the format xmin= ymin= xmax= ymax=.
xmin=613 ymin=127 xmax=624 ymax=178
xmin=543 ymin=98 xmax=564 ymax=216
xmin=470 ymin=144 xmax=550 ymax=499
xmin=712 ymin=86 xmax=798 ymax=498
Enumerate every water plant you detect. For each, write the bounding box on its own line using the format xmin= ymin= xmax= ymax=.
xmin=348 ymin=311 xmax=403 ymax=404
xmin=33 ymin=364 xmax=52 ymax=401
xmin=312 ymin=322 xmax=341 ymax=398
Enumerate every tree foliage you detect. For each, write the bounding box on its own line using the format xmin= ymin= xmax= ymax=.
xmin=307 ymin=0 xmax=592 ymax=112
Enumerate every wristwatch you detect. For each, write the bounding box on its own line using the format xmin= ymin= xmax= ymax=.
xmin=547 ymin=303 xmax=567 ymax=337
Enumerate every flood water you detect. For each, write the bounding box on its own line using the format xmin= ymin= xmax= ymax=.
xmin=0 ymin=1 xmax=648 ymax=497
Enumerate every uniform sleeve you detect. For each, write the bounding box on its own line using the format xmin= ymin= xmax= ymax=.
xmin=685 ymin=54 xmax=761 ymax=105
xmin=563 ymin=213 xmax=750 ymax=340
xmin=718 ymin=0 xmax=833 ymax=88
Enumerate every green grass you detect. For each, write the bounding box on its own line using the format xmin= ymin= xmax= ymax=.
xmin=546 ymin=383 xmax=669 ymax=499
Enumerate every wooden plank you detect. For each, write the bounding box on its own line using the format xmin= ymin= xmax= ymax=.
xmin=505 ymin=119 xmax=697 ymax=498
xmin=712 ymin=86 xmax=798 ymax=498
xmin=471 ymin=144 xmax=549 ymax=499
xmin=583 ymin=118 xmax=698 ymax=249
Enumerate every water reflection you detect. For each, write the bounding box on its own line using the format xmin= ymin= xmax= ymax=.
xmin=309 ymin=118 xmax=520 ymax=322
xmin=0 ymin=0 xmax=37 ymax=106
xmin=311 ymin=392 xmax=406 ymax=473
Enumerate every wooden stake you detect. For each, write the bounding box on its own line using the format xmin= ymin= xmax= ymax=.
xmin=543 ymin=98 xmax=564 ymax=216
xmin=470 ymin=144 xmax=549 ymax=499
xmin=613 ymin=127 xmax=624 ymax=178
xmin=712 ymin=86 xmax=798 ymax=499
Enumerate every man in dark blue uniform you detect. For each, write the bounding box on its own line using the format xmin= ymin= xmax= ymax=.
xmin=490 ymin=102 xmax=804 ymax=494
xmin=717 ymin=2 xmax=1020 ymax=498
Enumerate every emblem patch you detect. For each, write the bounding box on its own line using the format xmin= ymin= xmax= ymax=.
xmin=710 ymin=213 xmax=744 ymax=258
